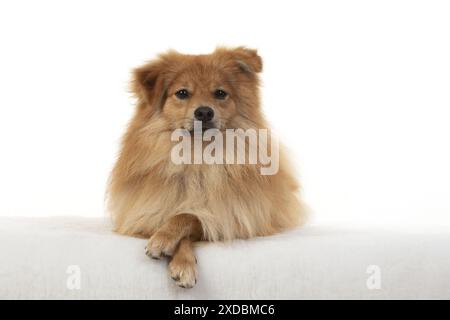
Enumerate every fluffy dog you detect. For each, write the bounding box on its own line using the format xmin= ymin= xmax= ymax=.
xmin=107 ymin=47 xmax=305 ymax=288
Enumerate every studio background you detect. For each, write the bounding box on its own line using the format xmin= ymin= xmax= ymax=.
xmin=1 ymin=0 xmax=449 ymax=228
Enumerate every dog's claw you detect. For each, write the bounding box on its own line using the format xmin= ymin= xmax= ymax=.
xmin=169 ymin=258 xmax=197 ymax=288
xmin=145 ymin=246 xmax=161 ymax=259
xmin=145 ymin=233 xmax=177 ymax=258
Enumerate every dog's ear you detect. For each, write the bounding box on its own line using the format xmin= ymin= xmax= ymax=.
xmin=217 ymin=47 xmax=263 ymax=74
xmin=131 ymin=55 xmax=172 ymax=113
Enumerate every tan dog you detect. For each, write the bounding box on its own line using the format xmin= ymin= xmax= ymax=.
xmin=107 ymin=47 xmax=305 ymax=288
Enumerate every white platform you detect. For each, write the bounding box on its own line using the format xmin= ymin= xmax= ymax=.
xmin=0 ymin=217 xmax=449 ymax=299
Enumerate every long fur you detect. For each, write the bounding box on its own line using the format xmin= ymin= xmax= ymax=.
xmin=107 ymin=47 xmax=306 ymax=242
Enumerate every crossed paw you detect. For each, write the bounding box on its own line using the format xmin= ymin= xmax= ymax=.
xmin=145 ymin=231 xmax=197 ymax=288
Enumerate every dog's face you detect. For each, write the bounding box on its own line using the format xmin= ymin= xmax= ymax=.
xmin=163 ymin=65 xmax=236 ymax=131
xmin=132 ymin=47 xmax=263 ymax=132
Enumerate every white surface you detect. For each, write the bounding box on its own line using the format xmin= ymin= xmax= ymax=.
xmin=1 ymin=1 xmax=450 ymax=228
xmin=1 ymin=217 xmax=449 ymax=299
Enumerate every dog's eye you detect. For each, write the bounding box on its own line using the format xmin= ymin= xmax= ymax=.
xmin=214 ymin=89 xmax=228 ymax=100
xmin=175 ymin=89 xmax=189 ymax=100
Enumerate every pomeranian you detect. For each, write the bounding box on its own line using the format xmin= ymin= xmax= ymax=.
xmin=107 ymin=47 xmax=305 ymax=288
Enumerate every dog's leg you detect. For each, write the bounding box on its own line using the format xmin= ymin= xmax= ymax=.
xmin=145 ymin=214 xmax=201 ymax=288
xmin=168 ymin=237 xmax=197 ymax=288
xmin=145 ymin=213 xmax=202 ymax=259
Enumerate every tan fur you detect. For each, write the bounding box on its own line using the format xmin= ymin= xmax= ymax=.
xmin=107 ymin=47 xmax=306 ymax=287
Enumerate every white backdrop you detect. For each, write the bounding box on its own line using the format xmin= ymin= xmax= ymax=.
xmin=0 ymin=0 xmax=449 ymax=227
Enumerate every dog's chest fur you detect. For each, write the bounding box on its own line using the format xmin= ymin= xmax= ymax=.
xmin=115 ymin=157 xmax=274 ymax=240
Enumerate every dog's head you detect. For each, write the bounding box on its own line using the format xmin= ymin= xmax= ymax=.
xmin=132 ymin=47 xmax=263 ymax=131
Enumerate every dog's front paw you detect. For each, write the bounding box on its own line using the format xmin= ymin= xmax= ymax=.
xmin=168 ymin=256 xmax=197 ymax=289
xmin=145 ymin=231 xmax=179 ymax=259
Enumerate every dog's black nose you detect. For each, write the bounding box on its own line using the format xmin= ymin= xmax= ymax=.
xmin=194 ymin=106 xmax=214 ymax=122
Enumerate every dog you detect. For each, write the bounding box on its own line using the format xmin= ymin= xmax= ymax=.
xmin=107 ymin=47 xmax=305 ymax=288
